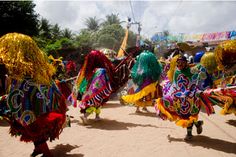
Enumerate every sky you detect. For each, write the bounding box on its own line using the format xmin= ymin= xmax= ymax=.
xmin=34 ymin=0 xmax=236 ymax=39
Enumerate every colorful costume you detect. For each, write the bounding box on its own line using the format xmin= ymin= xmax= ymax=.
xmin=202 ymin=40 xmax=236 ymax=115
xmin=74 ymin=50 xmax=115 ymax=123
xmin=155 ymin=55 xmax=214 ymax=140
xmin=121 ymin=50 xmax=162 ymax=110
xmin=0 ymin=33 xmax=67 ymax=157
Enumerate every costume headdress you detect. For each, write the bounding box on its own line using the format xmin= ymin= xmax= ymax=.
xmin=76 ymin=50 xmax=115 ymax=93
xmin=200 ymin=52 xmax=217 ymax=74
xmin=131 ymin=50 xmax=162 ymax=86
xmin=214 ymin=40 xmax=236 ymax=70
xmin=0 ymin=33 xmax=55 ymax=85
xmin=48 ymin=55 xmax=64 ymax=68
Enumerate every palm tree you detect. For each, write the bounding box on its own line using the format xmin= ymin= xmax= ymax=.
xmin=51 ymin=24 xmax=62 ymax=42
xmin=38 ymin=18 xmax=52 ymax=39
xmin=101 ymin=13 xmax=121 ymax=27
xmin=85 ymin=16 xmax=100 ymax=31
xmin=62 ymin=28 xmax=74 ymax=39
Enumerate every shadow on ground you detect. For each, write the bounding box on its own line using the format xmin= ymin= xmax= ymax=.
xmin=0 ymin=119 xmax=9 ymax=127
xmin=167 ymin=135 xmax=236 ymax=154
xmin=226 ymin=119 xmax=236 ymax=127
xmin=129 ymin=111 xmax=158 ymax=118
xmin=102 ymin=102 xmax=123 ymax=109
xmin=78 ymin=118 xmax=173 ymax=130
xmin=51 ymin=144 xmax=83 ymax=157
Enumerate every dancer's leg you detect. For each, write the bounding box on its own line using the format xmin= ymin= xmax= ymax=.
xmin=194 ymin=120 xmax=203 ymax=134
xmin=184 ymin=123 xmax=193 ymax=141
xmin=135 ymin=106 xmax=141 ymax=113
xmin=95 ymin=107 xmax=101 ymax=121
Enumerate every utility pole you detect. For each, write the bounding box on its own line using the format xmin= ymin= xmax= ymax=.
xmin=128 ymin=17 xmax=142 ymax=47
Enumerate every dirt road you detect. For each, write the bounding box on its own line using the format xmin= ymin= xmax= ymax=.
xmin=0 ymin=101 xmax=235 ymax=157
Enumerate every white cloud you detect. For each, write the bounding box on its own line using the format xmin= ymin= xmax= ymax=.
xmin=34 ymin=0 xmax=236 ymax=38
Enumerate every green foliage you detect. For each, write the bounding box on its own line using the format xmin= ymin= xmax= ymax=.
xmin=97 ymin=34 xmax=117 ymax=50
xmin=101 ymin=13 xmax=121 ymax=27
xmin=61 ymin=28 xmax=74 ymax=39
xmin=33 ymin=36 xmax=48 ymax=52
xmin=38 ymin=18 xmax=52 ymax=39
xmin=96 ymin=24 xmax=124 ymax=51
xmin=127 ymin=30 xmax=137 ymax=48
xmin=75 ymin=30 xmax=92 ymax=46
xmin=51 ymin=24 xmax=62 ymax=42
xmin=85 ymin=16 xmax=100 ymax=31
xmin=44 ymin=38 xmax=74 ymax=55
xmin=60 ymin=38 xmax=74 ymax=49
xmin=0 ymin=1 xmax=39 ymax=36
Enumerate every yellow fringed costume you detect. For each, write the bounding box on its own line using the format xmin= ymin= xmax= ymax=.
xmin=121 ymin=50 xmax=163 ymax=108
xmin=0 ymin=33 xmax=67 ymax=156
xmin=0 ymin=33 xmax=55 ymax=85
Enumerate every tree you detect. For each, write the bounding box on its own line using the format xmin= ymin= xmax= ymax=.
xmin=0 ymin=1 xmax=39 ymax=36
xmin=85 ymin=16 xmax=100 ymax=32
xmin=38 ymin=18 xmax=52 ymax=39
xmin=51 ymin=24 xmax=62 ymax=42
xmin=75 ymin=29 xmax=94 ymax=48
xmin=97 ymin=34 xmax=117 ymax=50
xmin=101 ymin=13 xmax=121 ymax=27
xmin=96 ymin=24 xmax=124 ymax=51
xmin=127 ymin=30 xmax=137 ymax=48
xmin=61 ymin=28 xmax=74 ymax=40
xmin=44 ymin=37 xmax=74 ymax=55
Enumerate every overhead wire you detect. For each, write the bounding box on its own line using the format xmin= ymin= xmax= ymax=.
xmin=129 ymin=0 xmax=139 ymax=33
xmin=129 ymin=0 xmax=136 ymax=22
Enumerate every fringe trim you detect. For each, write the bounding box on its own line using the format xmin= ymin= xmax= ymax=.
xmin=79 ymin=84 xmax=113 ymax=109
xmin=122 ymin=82 xmax=157 ymax=104
xmin=155 ymin=98 xmax=198 ymax=128
xmin=9 ymin=112 xmax=66 ymax=142
xmin=175 ymin=116 xmax=198 ymax=128
xmin=155 ymin=98 xmax=177 ymax=121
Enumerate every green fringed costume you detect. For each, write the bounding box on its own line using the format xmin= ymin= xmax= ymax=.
xmin=122 ymin=50 xmax=162 ymax=107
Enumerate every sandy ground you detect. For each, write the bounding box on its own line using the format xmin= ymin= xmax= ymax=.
xmin=0 ymin=100 xmax=236 ymax=157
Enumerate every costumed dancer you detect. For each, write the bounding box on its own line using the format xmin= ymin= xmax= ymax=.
xmin=121 ymin=50 xmax=162 ymax=113
xmin=202 ymin=40 xmax=236 ymax=115
xmin=155 ymin=55 xmax=214 ymax=140
xmin=74 ymin=50 xmax=115 ymax=124
xmin=0 ymin=33 xmax=67 ymax=157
